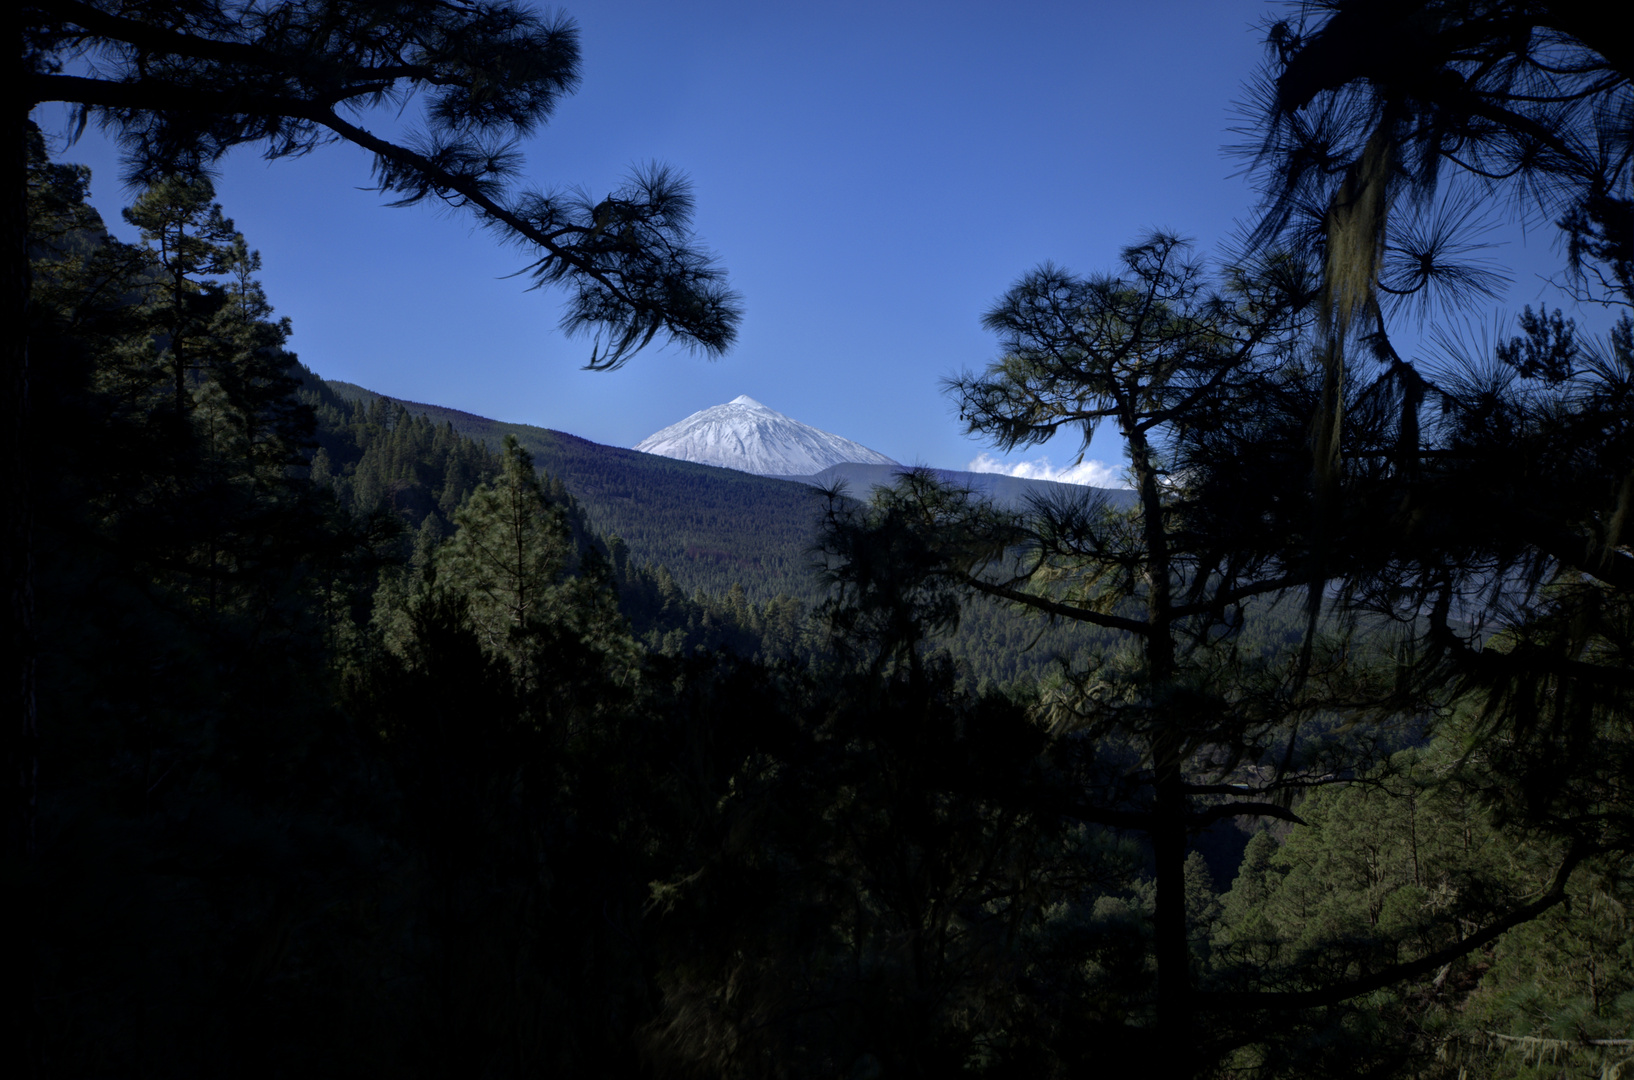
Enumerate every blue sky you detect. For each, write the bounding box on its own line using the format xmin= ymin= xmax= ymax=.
xmin=35 ymin=0 xmax=1585 ymax=483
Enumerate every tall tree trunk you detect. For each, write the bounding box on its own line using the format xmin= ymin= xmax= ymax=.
xmin=1152 ymin=750 xmax=1192 ymax=1075
xmin=8 ymin=66 xmax=37 ymax=868
xmin=8 ymin=72 xmax=43 ymax=1080
xmin=1130 ymin=426 xmax=1192 ymax=1072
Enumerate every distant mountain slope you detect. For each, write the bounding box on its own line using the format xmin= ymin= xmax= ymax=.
xmin=319 ymin=377 xmax=1162 ymax=685
xmin=325 ymin=381 xmax=832 ymax=601
xmin=634 ymin=395 xmax=897 ymax=475
xmin=321 ymin=380 xmax=1135 ymax=605
xmin=785 ymin=462 xmax=1137 ymax=511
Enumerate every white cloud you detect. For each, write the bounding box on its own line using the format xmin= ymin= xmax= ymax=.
xmin=967 ymin=453 xmax=1128 ymax=489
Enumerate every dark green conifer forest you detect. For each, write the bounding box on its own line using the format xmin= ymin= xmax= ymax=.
xmin=11 ymin=2 xmax=1633 ymax=1077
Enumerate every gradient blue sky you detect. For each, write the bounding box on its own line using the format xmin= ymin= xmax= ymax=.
xmin=34 ymin=0 xmax=1584 ymax=482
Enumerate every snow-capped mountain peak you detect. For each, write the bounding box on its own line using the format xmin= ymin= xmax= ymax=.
xmin=633 ymin=396 xmax=897 ymax=477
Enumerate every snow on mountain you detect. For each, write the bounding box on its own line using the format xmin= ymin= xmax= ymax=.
xmin=633 ymin=395 xmax=898 ymax=476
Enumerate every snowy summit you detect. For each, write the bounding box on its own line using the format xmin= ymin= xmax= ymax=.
xmin=633 ymin=396 xmax=898 ymax=477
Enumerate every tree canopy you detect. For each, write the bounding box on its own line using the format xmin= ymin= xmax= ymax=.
xmin=1235 ymin=0 xmax=1634 ymax=866
xmin=22 ymin=0 xmax=743 ymax=365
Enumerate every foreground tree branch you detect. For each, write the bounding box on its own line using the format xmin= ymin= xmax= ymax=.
xmin=1198 ymin=844 xmax=1585 ymax=1015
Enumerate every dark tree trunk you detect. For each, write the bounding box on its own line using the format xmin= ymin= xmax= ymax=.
xmin=8 ymin=61 xmax=37 ymax=869
xmin=1152 ymin=753 xmax=1193 ymax=1075
xmin=8 ymin=50 xmax=43 ymax=1080
xmin=1130 ymin=426 xmax=1194 ymax=1073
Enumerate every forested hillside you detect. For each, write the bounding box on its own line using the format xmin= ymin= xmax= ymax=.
xmin=15 ymin=3 xmax=1633 ymax=1079
xmin=325 ymin=379 xmax=829 ymax=601
xmin=319 ymin=382 xmax=1141 ymax=605
xmin=307 ymin=373 xmax=1139 ymax=685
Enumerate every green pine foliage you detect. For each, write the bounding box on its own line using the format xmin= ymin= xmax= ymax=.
xmin=1204 ymin=734 xmax=1634 ymax=1079
xmin=1449 ymin=878 xmax=1634 ymax=1079
xmin=383 ymin=434 xmax=642 ymax=695
xmin=301 ymin=382 xmax=501 ymax=543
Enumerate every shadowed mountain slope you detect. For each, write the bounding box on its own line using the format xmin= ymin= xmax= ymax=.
xmin=325 ymin=380 xmax=1137 ymax=600
xmin=325 ymin=381 xmax=831 ymax=601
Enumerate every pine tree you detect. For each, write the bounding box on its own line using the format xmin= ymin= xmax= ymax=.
xmin=1229 ymin=10 xmax=1634 ymax=1024
xmin=121 ymin=176 xmax=238 ymax=414
xmin=432 ymin=436 xmax=572 ymax=675
xmin=1216 ymin=830 xmax=1281 ymax=958
xmin=858 ymin=224 xmax=1606 ymax=1073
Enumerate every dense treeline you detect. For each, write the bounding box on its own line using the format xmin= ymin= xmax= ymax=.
xmin=304 ymin=384 xmax=500 ymax=549
xmin=285 ymin=374 xmax=785 ymax=660
xmin=14 ymin=2 xmax=1633 ymax=1077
